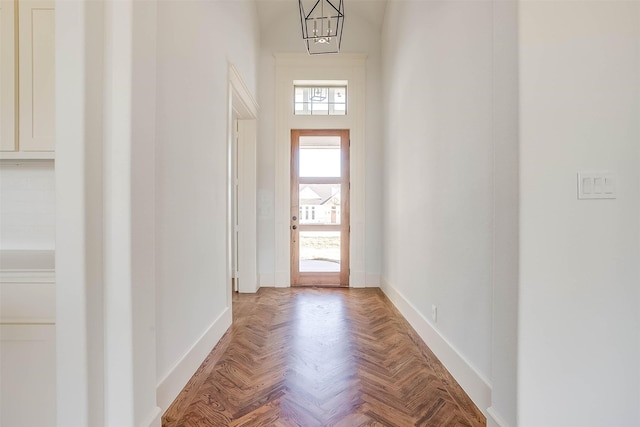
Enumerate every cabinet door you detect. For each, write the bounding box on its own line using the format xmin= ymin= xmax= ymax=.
xmin=0 ymin=0 xmax=15 ymax=152
xmin=0 ymin=324 xmax=56 ymax=427
xmin=19 ymin=0 xmax=54 ymax=152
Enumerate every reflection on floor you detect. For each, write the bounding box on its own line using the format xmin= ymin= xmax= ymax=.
xmin=162 ymin=287 xmax=485 ymax=427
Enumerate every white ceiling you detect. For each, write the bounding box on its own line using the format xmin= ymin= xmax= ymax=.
xmin=255 ymin=0 xmax=388 ymax=34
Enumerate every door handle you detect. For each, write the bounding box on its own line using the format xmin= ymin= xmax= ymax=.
xmin=292 ymin=225 xmax=297 ymax=230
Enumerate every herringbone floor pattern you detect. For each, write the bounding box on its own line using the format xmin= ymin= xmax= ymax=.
xmin=162 ymin=288 xmax=485 ymax=427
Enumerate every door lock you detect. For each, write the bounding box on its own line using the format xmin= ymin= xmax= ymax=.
xmin=292 ymin=216 xmax=297 ymax=221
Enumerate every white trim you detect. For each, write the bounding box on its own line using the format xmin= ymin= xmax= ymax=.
xmin=350 ymin=270 xmax=366 ymax=288
xmin=229 ymin=64 xmax=258 ymax=118
xmin=0 ymin=270 xmax=55 ymax=282
xmin=55 ymin=1 xmax=105 ymax=423
xmin=139 ymin=406 xmax=162 ymax=427
xmin=156 ymin=307 xmax=232 ymax=412
xmin=380 ymin=277 xmax=492 ymax=415
xmin=237 ymin=119 xmax=258 ymax=293
xmin=0 ymin=250 xmax=56 ymax=281
xmin=0 ymin=151 xmax=55 ymax=160
xmin=0 ymin=318 xmax=55 ymax=325
xmin=228 ymin=64 xmax=259 ymax=298
xmin=487 ymin=406 xmax=512 ymax=427
xmin=274 ymin=53 xmax=367 ymax=288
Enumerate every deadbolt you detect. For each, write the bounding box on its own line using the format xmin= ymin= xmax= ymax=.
xmin=292 ymin=216 xmax=297 ymax=221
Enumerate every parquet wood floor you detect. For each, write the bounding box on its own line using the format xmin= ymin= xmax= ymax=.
xmin=162 ymin=288 xmax=485 ymax=427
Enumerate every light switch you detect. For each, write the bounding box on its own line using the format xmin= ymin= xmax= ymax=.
xmin=604 ymin=177 xmax=614 ymax=195
xmin=578 ymin=172 xmax=616 ymax=199
xmin=582 ymin=177 xmax=593 ymax=194
xmin=593 ymin=177 xmax=603 ymax=194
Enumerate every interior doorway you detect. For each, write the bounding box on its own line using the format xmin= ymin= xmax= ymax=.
xmin=227 ymin=65 xmax=258 ymax=301
xmin=290 ymin=129 xmax=350 ymax=286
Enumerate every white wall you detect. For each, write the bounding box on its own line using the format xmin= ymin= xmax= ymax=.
xmin=55 ymin=1 xmax=259 ymax=423
xmin=489 ymin=1 xmax=519 ymax=426
xmin=518 ymin=2 xmax=640 ymax=426
xmin=381 ymin=0 xmax=495 ymax=408
xmin=128 ymin=1 xmax=160 ymax=424
xmin=0 ymin=162 xmax=55 ymax=250
xmin=256 ymin=1 xmax=384 ymax=286
xmin=154 ymin=0 xmax=259 ymax=408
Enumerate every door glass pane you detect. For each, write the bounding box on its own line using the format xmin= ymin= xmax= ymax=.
xmin=299 ymin=136 xmax=341 ymax=177
xmin=299 ymin=184 xmax=341 ymax=225
xmin=299 ymin=231 xmax=340 ymax=272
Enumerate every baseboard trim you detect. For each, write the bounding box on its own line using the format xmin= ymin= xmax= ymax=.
xmin=259 ymin=273 xmax=275 ymax=287
xmin=350 ymin=270 xmax=366 ymax=288
xmin=486 ymin=406 xmax=511 ymax=427
xmin=274 ymin=271 xmax=289 ymax=288
xmin=380 ymin=277 xmax=491 ymax=414
xmin=156 ymin=308 xmax=232 ymax=412
xmin=139 ymin=406 xmax=162 ymax=427
xmin=365 ymin=273 xmax=380 ymax=288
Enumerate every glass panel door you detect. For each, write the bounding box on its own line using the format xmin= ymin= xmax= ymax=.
xmin=291 ymin=130 xmax=349 ymax=286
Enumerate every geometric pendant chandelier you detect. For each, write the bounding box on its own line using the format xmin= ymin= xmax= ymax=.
xmin=298 ymin=0 xmax=345 ymax=55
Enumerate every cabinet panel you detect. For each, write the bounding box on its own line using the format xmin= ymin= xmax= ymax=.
xmin=0 ymin=0 xmax=16 ymax=152
xmin=0 ymin=324 xmax=56 ymax=427
xmin=19 ymin=0 xmax=54 ymax=152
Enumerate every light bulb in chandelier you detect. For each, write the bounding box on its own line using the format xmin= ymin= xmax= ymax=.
xmin=314 ymin=19 xmax=332 ymax=44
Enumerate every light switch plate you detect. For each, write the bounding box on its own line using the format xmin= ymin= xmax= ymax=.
xmin=578 ymin=172 xmax=616 ymax=199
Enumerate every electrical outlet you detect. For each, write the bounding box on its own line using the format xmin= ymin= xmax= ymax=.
xmin=431 ymin=304 xmax=438 ymax=323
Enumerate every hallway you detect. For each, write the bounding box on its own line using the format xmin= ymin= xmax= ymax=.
xmin=14 ymin=1 xmax=633 ymax=425
xmin=162 ymin=288 xmax=484 ymax=426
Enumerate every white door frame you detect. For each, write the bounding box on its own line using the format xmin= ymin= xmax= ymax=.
xmin=274 ymin=53 xmax=367 ymax=288
xmin=227 ymin=64 xmax=258 ymax=302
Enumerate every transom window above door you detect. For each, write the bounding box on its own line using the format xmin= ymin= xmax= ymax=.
xmin=294 ymin=82 xmax=347 ymax=116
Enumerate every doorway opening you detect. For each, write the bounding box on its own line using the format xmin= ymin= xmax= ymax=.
xmin=227 ymin=64 xmax=258 ymax=303
xmin=290 ymin=129 xmax=350 ymax=286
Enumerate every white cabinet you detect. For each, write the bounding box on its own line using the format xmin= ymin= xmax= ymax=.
xmin=0 ymin=251 xmax=56 ymax=427
xmin=0 ymin=325 xmax=56 ymax=427
xmin=19 ymin=0 xmax=54 ymax=152
xmin=0 ymin=0 xmax=16 ymax=152
xmin=0 ymin=0 xmax=54 ymax=159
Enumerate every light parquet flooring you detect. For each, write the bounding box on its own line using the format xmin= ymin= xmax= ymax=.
xmin=163 ymin=288 xmax=485 ymax=427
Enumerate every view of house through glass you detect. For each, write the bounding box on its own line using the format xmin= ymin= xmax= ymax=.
xmin=299 ymin=136 xmax=341 ymax=272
